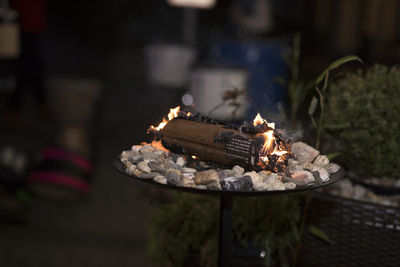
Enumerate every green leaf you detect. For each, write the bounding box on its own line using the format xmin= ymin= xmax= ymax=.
xmin=315 ymin=55 xmax=362 ymax=86
xmin=309 ymin=225 xmax=333 ymax=244
xmin=308 ymin=96 xmax=318 ymax=116
xmin=326 ymin=152 xmax=342 ymax=160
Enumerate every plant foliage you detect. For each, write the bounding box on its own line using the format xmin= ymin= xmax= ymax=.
xmin=326 ymin=64 xmax=400 ymax=178
xmin=147 ymin=192 xmax=301 ymax=267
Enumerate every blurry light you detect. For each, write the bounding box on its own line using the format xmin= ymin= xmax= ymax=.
xmin=167 ymin=0 xmax=216 ymax=9
xmin=182 ymin=93 xmax=193 ymax=106
xmin=260 ymin=250 xmax=266 ymax=258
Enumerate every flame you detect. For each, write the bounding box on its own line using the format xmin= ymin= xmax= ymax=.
xmin=149 ymin=106 xmax=181 ymax=132
xmin=191 ymin=155 xmax=198 ymax=159
xmin=253 ymin=113 xmax=275 ymax=129
xmin=150 ymin=140 xmax=170 ymax=152
xmin=252 ymin=113 xmax=289 ymax=169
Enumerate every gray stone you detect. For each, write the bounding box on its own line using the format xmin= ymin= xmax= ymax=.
xmin=264 ymin=173 xmax=279 ymax=184
xmin=218 ymin=169 xmax=235 ymax=181
xmin=125 ymin=164 xmax=136 ymax=174
xmin=137 ymin=161 xmax=151 ymax=173
xmin=182 ymin=173 xmax=195 ymax=179
xmin=138 ymin=172 xmax=158 ymax=179
xmin=288 ymin=158 xmax=299 ymax=168
xmin=194 ymin=170 xmax=219 ymax=185
xmin=269 ymin=180 xmax=285 ymax=191
xmin=326 ymin=163 xmax=340 ymax=174
xmin=164 ymin=160 xmax=181 ymax=170
xmin=291 ymin=142 xmax=320 ymax=164
xmin=154 ymin=175 xmax=167 ymax=184
xmin=131 ymin=145 xmax=142 ymax=152
xmin=353 ymin=184 xmax=367 ymax=199
xmin=140 ymin=145 xmax=156 ymax=154
xmin=128 ymin=154 xmax=143 ymax=164
xmin=232 ymin=165 xmax=245 ymax=177
xmin=302 ymin=162 xmax=316 ymax=171
xmin=182 ymin=167 xmax=197 ymax=173
xmin=180 ymin=176 xmax=196 ymax=188
xmin=176 ymin=157 xmax=186 ymax=167
xmin=148 ymin=161 xmax=166 ymax=174
xmin=313 ymin=155 xmax=330 ymax=168
xmin=221 ymin=176 xmax=253 ymax=191
xmin=292 ymin=170 xmax=315 ymax=184
xmin=311 ymin=171 xmax=323 ymax=184
xmin=166 ymin=169 xmax=182 ymax=185
xmin=253 ymin=182 xmax=269 ymax=191
xmin=245 ymin=171 xmax=263 ymax=184
xmin=318 ymin=168 xmax=330 ymax=182
xmin=199 ymin=161 xmax=210 ymax=169
xmin=283 ymin=182 xmax=296 ymax=190
xmin=258 ymin=170 xmax=272 ymax=180
xmin=195 ymin=185 xmax=207 ymax=190
xmin=141 ymin=152 xmax=162 ymax=161
xmin=206 ymin=180 xmax=221 ymax=190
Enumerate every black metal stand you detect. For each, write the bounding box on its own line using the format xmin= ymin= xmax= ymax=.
xmin=218 ymin=195 xmax=233 ymax=267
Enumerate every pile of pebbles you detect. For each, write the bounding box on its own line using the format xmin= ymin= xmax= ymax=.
xmin=119 ymin=141 xmax=341 ymax=192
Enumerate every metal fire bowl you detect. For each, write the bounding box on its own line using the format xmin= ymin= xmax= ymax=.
xmin=113 ymin=159 xmax=345 ymax=196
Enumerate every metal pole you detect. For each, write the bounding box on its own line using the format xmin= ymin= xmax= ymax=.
xmin=218 ymin=195 xmax=233 ymax=267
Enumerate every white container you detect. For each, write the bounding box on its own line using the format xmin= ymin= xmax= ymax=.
xmin=145 ymin=44 xmax=196 ymax=88
xmin=190 ymin=68 xmax=248 ymax=121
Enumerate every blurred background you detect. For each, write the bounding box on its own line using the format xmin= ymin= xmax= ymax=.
xmin=0 ymin=0 xmax=399 ymax=266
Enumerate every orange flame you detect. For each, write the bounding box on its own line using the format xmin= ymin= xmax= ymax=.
xmin=252 ymin=113 xmax=289 ymax=167
xmin=149 ymin=106 xmax=181 ymax=132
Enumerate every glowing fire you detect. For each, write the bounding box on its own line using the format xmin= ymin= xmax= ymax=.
xmin=253 ymin=113 xmax=289 ymax=168
xmin=149 ymin=106 xmax=181 ymax=132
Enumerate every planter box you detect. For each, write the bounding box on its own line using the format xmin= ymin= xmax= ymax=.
xmin=299 ymin=193 xmax=400 ymax=267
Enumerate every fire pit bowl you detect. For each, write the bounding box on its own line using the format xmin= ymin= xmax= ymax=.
xmin=113 ymin=158 xmax=345 ymax=196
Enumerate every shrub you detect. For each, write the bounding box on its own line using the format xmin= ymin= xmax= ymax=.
xmin=327 ymin=64 xmax=400 ymax=178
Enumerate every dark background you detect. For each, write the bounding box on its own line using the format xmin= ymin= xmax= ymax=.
xmin=0 ymin=0 xmax=399 ymax=266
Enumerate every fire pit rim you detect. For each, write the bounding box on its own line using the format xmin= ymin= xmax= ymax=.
xmin=113 ymin=158 xmax=345 ymax=197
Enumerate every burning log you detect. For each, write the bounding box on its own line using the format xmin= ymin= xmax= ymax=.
xmin=149 ymin=109 xmax=293 ymax=172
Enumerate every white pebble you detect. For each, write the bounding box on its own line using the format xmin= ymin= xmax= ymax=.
xmin=137 ymin=161 xmax=151 ymax=173
xmin=154 ymin=175 xmax=167 ymax=184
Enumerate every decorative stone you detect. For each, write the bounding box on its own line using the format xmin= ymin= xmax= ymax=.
xmin=131 ymin=145 xmax=142 ymax=152
xmin=311 ymin=171 xmax=323 ymax=184
xmin=353 ymin=184 xmax=367 ymax=199
xmin=253 ymin=182 xmax=269 ymax=191
xmin=313 ymin=155 xmax=330 ymax=168
xmin=232 ymin=165 xmax=245 ymax=177
xmin=180 ymin=176 xmax=196 ymax=188
xmin=154 ymin=175 xmax=167 ymax=184
xmin=258 ymin=170 xmax=272 ymax=180
xmin=302 ymin=162 xmax=316 ymax=171
xmin=176 ymin=157 xmax=186 ymax=167
xmin=196 ymin=185 xmax=207 ymax=190
xmin=194 ymin=170 xmax=219 ymax=185
xmin=221 ymin=176 xmax=253 ymax=191
xmin=264 ymin=173 xmax=279 ymax=184
xmin=132 ymin=168 xmax=142 ymax=177
xmin=291 ymin=142 xmax=320 ymax=164
xmin=166 ymin=169 xmax=182 ymax=185
xmin=288 ymin=158 xmax=300 ymax=169
xmin=206 ymin=180 xmax=221 ymax=190
xmin=291 ymin=170 xmax=315 ymax=185
xmin=137 ymin=161 xmax=151 ymax=173
xmin=129 ymin=154 xmax=143 ymax=164
xmin=140 ymin=145 xmax=156 ymax=154
xmin=318 ymin=168 xmax=330 ymax=182
xmin=218 ymin=169 xmax=235 ymax=181
xmin=283 ymin=182 xmax=296 ymax=190
xmin=183 ymin=167 xmax=196 ymax=173
xmin=148 ymin=161 xmax=166 ymax=173
xmin=269 ymin=180 xmax=285 ymax=191
xmin=325 ymin=163 xmax=340 ymax=174
xmin=199 ymin=161 xmax=210 ymax=169
xmin=125 ymin=164 xmax=136 ymax=174
xmin=138 ymin=172 xmax=158 ymax=179
xmin=245 ymin=171 xmax=263 ymax=184
xmin=141 ymin=152 xmax=162 ymax=161
xmin=164 ymin=160 xmax=181 ymax=170
xmin=182 ymin=172 xmax=194 ymax=179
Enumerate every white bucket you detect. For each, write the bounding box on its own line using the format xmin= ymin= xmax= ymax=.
xmin=190 ymin=68 xmax=248 ymax=121
xmin=145 ymin=44 xmax=196 ymax=88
